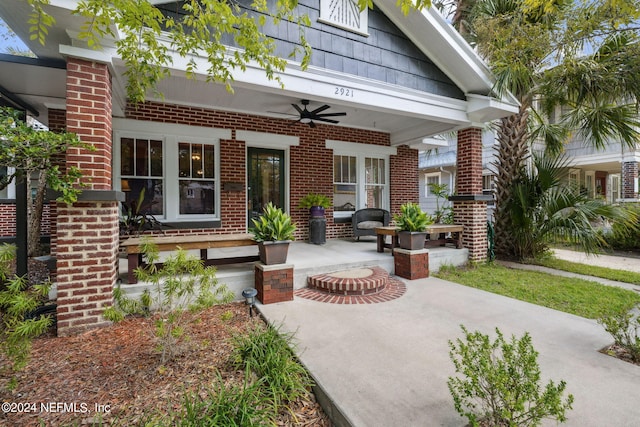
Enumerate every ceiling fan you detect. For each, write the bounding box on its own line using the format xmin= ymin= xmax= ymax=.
xmin=290 ymin=99 xmax=346 ymax=127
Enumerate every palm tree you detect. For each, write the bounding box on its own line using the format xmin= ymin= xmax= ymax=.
xmin=507 ymin=152 xmax=637 ymax=260
xmin=456 ymin=0 xmax=640 ymax=258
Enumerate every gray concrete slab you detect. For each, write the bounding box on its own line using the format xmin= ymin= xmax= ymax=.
xmin=258 ymin=277 xmax=640 ymax=427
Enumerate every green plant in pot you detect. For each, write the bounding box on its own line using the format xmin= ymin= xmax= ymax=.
xmin=250 ymin=202 xmax=296 ymax=264
xmin=394 ymin=202 xmax=433 ymax=250
xmin=299 ymin=193 xmax=331 ymax=218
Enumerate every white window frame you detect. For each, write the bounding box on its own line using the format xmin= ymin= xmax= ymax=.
xmin=424 ymin=172 xmax=441 ymax=198
xmin=326 ymin=140 xmax=395 ymax=219
xmin=114 ymin=119 xmax=230 ymax=223
xmin=585 ymin=171 xmax=595 ymax=199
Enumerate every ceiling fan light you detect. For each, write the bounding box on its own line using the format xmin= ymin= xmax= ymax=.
xmin=300 ymin=117 xmax=312 ymax=124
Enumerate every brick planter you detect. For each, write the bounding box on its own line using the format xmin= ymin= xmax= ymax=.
xmin=393 ymin=248 xmax=429 ymax=280
xmin=255 ymin=263 xmax=294 ymax=304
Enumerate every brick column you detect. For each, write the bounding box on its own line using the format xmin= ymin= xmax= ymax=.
xmin=393 ymin=248 xmax=429 ymax=280
xmin=255 ymin=264 xmax=294 ymax=304
xmin=451 ymin=127 xmax=489 ymax=262
xmin=622 ymin=161 xmax=639 ymax=200
xmin=56 ymin=58 xmax=119 ymax=336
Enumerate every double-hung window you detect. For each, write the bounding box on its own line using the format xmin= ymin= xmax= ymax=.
xmin=114 ymin=119 xmax=229 ymax=224
xmin=328 ymin=140 xmax=395 ymax=219
xmin=424 ymin=173 xmax=440 ymax=197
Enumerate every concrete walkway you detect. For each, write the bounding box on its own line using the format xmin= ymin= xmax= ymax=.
xmin=258 ymin=275 xmax=640 ymax=426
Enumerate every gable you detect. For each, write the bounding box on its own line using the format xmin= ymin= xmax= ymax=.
xmin=156 ymin=0 xmax=465 ymax=100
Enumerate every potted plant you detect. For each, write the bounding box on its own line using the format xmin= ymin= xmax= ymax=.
xmin=250 ymin=202 xmax=296 ymax=264
xmin=298 ymin=193 xmax=331 ymax=218
xmin=394 ymin=202 xmax=433 ymax=250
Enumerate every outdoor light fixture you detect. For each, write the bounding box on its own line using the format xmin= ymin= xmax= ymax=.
xmin=242 ymin=288 xmax=258 ymax=317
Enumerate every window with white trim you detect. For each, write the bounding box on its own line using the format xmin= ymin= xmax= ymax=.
xmin=482 ymin=174 xmax=494 ymax=192
xmin=568 ymin=169 xmax=580 ymax=194
xmin=115 ymin=120 xmax=224 ymax=223
xmin=328 ymin=141 xmax=393 ymax=218
xmin=424 ymin=173 xmax=440 ymax=197
xmin=585 ymin=172 xmax=595 ymax=198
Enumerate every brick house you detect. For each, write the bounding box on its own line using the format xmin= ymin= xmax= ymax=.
xmin=0 ymin=0 xmax=517 ymax=335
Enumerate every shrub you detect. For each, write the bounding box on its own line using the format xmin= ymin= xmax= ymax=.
xmin=598 ymin=309 xmax=640 ymax=363
xmin=104 ymin=240 xmax=234 ymax=364
xmin=0 ymin=244 xmax=53 ymax=385
xmin=601 ymin=203 xmax=640 ymax=252
xmin=448 ymin=325 xmax=573 ymax=427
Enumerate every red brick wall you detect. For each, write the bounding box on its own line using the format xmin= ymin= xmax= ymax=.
xmin=622 ymin=161 xmax=638 ymax=199
xmin=66 ymin=58 xmax=113 ymax=190
xmin=125 ymin=101 xmax=409 ymax=240
xmin=454 ymin=127 xmax=487 ymax=261
xmin=57 ymin=58 xmax=118 ymax=336
xmin=0 ymin=203 xmax=16 ymax=237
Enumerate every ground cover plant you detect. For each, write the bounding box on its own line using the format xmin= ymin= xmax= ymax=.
xmin=448 ymin=326 xmax=573 ymax=427
xmin=435 ymin=263 xmax=640 ymax=319
xmin=0 ymin=302 xmax=329 ymax=426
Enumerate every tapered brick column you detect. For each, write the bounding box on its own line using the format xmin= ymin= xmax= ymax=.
xmin=56 ymin=58 xmax=120 ymax=336
xmin=451 ymin=127 xmax=490 ymax=262
xmin=622 ymin=161 xmax=638 ymax=200
xmin=255 ymin=264 xmax=294 ymax=304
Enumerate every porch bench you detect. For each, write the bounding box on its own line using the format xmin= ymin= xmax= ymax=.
xmin=374 ymin=224 xmax=464 ymax=252
xmin=120 ymin=233 xmax=258 ymax=284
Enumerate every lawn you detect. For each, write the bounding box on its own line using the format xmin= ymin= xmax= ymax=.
xmin=435 ymin=263 xmax=640 ymax=319
xmin=534 ymin=257 xmax=640 ymax=285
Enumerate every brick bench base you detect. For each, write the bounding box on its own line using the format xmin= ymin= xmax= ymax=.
xmin=255 ymin=264 xmax=293 ymax=304
xmin=394 ymin=248 xmax=429 ymax=280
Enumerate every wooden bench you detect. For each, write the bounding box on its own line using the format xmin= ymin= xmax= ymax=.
xmin=120 ymin=233 xmax=258 ymax=284
xmin=375 ymin=224 xmax=464 ymax=253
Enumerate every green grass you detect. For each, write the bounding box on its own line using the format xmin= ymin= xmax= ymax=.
xmin=435 ymin=263 xmax=640 ymax=319
xmin=533 ymin=257 xmax=640 ymax=285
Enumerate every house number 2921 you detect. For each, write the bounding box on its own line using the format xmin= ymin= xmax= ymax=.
xmin=335 ymin=86 xmax=355 ymax=97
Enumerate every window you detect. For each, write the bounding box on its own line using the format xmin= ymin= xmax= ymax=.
xmin=319 ymin=0 xmax=368 ymax=35
xmin=115 ymin=119 xmax=228 ymax=223
xmin=120 ymin=137 xmax=164 ymax=216
xmin=425 ymin=173 xmax=440 ymax=197
xmin=178 ymin=142 xmax=216 ymax=215
xmin=334 ymin=155 xmax=357 ymax=212
xmin=568 ymin=169 xmax=580 ymax=194
xmin=365 ymin=157 xmax=385 ymax=209
xmin=0 ymin=167 xmax=8 ymax=199
xmin=328 ymin=140 xmax=395 ymax=218
xmin=585 ymin=172 xmax=595 ymax=198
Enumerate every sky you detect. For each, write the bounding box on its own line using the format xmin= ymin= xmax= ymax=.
xmin=0 ymin=17 xmax=32 ymax=55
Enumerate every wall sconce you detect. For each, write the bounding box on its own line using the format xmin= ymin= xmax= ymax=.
xmin=242 ymin=288 xmax=258 ymax=317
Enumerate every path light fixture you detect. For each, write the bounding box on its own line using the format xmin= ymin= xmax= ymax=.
xmin=242 ymin=288 xmax=258 ymax=317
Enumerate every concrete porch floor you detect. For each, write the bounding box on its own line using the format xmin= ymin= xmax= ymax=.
xmin=118 ymin=237 xmax=469 ymax=300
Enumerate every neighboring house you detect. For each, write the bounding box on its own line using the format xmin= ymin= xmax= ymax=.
xmin=419 ymin=129 xmax=640 ymax=221
xmin=0 ymin=0 xmax=517 ymax=336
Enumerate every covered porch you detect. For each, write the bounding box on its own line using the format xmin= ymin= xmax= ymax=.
xmin=117 ymin=238 xmax=469 ymax=301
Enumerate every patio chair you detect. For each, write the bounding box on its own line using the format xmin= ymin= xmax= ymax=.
xmin=352 ymin=208 xmax=390 ymax=240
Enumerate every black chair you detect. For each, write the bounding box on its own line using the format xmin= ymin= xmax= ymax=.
xmin=352 ymin=208 xmax=390 ymax=240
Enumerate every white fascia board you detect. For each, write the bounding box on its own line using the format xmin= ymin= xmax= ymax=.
xmin=467 ymin=94 xmax=519 ymax=122
xmin=166 ymin=47 xmax=471 ymax=125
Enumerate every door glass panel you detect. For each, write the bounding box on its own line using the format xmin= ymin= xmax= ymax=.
xmin=248 ymin=148 xmax=285 ymax=226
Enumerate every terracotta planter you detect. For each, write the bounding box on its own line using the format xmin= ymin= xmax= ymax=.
xmin=258 ymin=241 xmax=290 ymax=265
xmin=398 ymin=231 xmax=427 ymax=250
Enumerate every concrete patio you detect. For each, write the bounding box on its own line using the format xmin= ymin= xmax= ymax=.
xmin=118 ymin=237 xmax=468 ymax=299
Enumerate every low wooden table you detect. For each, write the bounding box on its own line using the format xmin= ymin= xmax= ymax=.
xmin=374 ymin=224 xmax=464 ymax=253
xmin=120 ymin=233 xmax=259 ymax=284
xmin=375 ymin=226 xmax=399 ymax=253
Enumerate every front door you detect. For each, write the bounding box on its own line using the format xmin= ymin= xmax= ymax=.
xmin=247 ymin=148 xmax=285 ymax=226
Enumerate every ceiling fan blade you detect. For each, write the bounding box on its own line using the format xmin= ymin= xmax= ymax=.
xmin=315 ymin=112 xmax=347 ymax=118
xmin=314 ymin=117 xmax=340 ymax=124
xmin=309 ymin=104 xmax=331 ymax=115
xmin=291 ymin=103 xmax=304 ymax=115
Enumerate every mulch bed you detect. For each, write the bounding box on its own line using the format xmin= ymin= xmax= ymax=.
xmin=0 ymin=302 xmax=330 ymax=427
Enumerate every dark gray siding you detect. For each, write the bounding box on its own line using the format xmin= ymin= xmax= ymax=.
xmin=158 ymin=1 xmax=464 ymax=99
